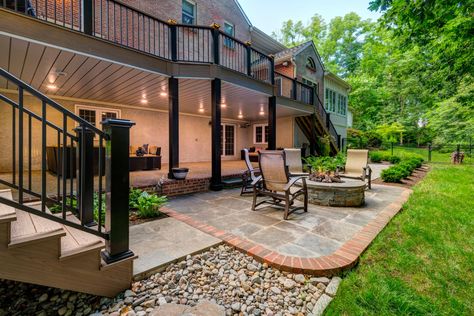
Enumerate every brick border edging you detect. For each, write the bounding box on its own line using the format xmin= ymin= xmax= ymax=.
xmin=161 ymin=187 xmax=412 ymax=276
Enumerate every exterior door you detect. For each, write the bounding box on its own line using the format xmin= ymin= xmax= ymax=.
xmin=220 ymin=124 xmax=235 ymax=157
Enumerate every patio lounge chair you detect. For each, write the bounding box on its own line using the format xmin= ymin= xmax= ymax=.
xmin=252 ymin=151 xmax=308 ymax=220
xmin=241 ymin=148 xmax=261 ymax=195
xmin=339 ymin=149 xmax=372 ymax=189
xmin=284 ymin=148 xmax=310 ymax=177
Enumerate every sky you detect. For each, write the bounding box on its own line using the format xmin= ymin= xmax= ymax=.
xmin=237 ymin=0 xmax=382 ymax=35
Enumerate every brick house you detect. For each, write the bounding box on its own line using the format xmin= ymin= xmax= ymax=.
xmin=0 ymin=0 xmax=351 ymax=296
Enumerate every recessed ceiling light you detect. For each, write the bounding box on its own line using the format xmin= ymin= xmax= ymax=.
xmin=238 ymin=113 xmax=244 ymax=119
xmin=221 ymin=103 xmax=227 ymax=108
xmin=259 ymin=110 xmax=265 ymax=116
xmin=47 ymin=84 xmax=58 ymax=90
xmin=160 ymin=92 xmax=168 ymax=97
xmin=140 ymin=99 xmax=148 ymax=104
xmin=198 ymin=108 xmax=205 ymax=113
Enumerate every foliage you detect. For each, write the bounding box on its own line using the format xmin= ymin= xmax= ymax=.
xmin=325 ymin=165 xmax=474 ymax=315
xmin=129 ymin=187 xmax=143 ymax=209
xmin=49 ymin=193 xmax=105 ymax=224
xmin=381 ymin=156 xmax=423 ymax=182
xmin=305 ymin=153 xmax=346 ymax=173
xmin=134 ymin=191 xmax=167 ymax=219
xmin=376 ymin=122 xmax=405 ymax=145
xmin=274 ymin=1 xmax=474 ymax=144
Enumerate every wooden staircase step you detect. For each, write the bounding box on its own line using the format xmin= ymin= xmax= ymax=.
xmin=0 ymin=189 xmax=17 ymax=223
xmin=9 ymin=202 xmax=66 ymax=248
xmin=59 ymin=213 xmax=105 ymax=261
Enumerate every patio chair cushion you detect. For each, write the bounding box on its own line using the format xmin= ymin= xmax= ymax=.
xmin=142 ymin=144 xmax=149 ymax=154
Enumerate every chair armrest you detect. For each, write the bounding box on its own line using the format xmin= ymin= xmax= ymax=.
xmin=251 ymin=175 xmax=262 ymax=186
xmin=284 ymin=176 xmax=305 ymax=191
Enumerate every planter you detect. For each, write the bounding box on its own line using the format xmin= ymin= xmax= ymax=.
xmin=172 ymin=167 xmax=189 ymax=180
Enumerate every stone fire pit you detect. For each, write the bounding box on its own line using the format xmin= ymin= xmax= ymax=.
xmin=296 ymin=179 xmax=366 ymax=207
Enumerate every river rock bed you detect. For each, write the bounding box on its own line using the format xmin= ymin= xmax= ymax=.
xmin=101 ymin=245 xmax=338 ymax=316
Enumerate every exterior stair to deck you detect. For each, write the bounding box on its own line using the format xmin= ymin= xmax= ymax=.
xmin=295 ymin=115 xmax=339 ymax=155
xmin=0 ymin=189 xmax=134 ymax=297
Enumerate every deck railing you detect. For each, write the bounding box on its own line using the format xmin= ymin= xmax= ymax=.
xmin=275 ymin=71 xmax=339 ymax=146
xmin=0 ymin=68 xmax=134 ymax=263
xmin=1 ymin=0 xmax=274 ymax=84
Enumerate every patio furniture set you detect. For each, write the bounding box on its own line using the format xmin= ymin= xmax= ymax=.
xmin=242 ymin=148 xmax=372 ymax=219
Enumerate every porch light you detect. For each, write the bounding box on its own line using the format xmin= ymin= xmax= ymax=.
xmin=140 ymin=99 xmax=148 ymax=104
xmin=221 ymin=103 xmax=227 ymax=108
xmin=160 ymin=92 xmax=168 ymax=97
xmin=238 ymin=113 xmax=244 ymax=119
xmin=259 ymin=110 xmax=265 ymax=116
xmin=46 ymin=84 xmax=58 ymax=90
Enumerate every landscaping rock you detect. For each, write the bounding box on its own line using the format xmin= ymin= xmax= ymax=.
xmin=325 ymin=276 xmax=342 ymax=296
xmin=312 ymin=294 xmax=333 ymax=316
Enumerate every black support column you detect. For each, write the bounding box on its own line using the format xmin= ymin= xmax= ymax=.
xmin=268 ymin=96 xmax=277 ymax=150
xmin=210 ymin=78 xmax=222 ymax=191
xmin=168 ymin=77 xmax=179 ymax=179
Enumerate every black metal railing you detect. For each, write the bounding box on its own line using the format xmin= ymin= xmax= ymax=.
xmin=275 ymin=72 xmax=314 ymax=105
xmin=0 ymin=0 xmax=274 ymax=84
xmin=0 ymin=68 xmax=134 ymax=263
xmin=314 ymin=93 xmax=339 ymax=145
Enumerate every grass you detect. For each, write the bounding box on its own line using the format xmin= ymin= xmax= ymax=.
xmin=325 ymin=165 xmax=474 ymax=315
xmin=375 ymin=146 xmax=473 ymax=164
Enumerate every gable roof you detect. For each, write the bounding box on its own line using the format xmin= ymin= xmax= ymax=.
xmin=274 ymin=41 xmax=313 ymax=62
xmin=233 ymin=0 xmax=252 ymax=27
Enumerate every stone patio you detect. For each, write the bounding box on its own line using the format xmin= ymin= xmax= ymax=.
xmin=160 ymin=166 xmax=411 ymax=275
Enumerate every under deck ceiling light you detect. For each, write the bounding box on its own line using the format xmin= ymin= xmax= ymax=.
xmin=221 ymin=103 xmax=227 ymax=108
xmin=198 ymin=108 xmax=205 ymax=113
xmin=140 ymin=99 xmax=148 ymax=104
xmin=46 ymin=84 xmax=58 ymax=90
xmin=160 ymin=92 xmax=168 ymax=97
xmin=238 ymin=113 xmax=244 ymax=119
xmin=259 ymin=110 xmax=265 ymax=116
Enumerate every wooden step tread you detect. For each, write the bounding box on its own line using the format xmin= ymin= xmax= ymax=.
xmin=9 ymin=202 xmax=66 ymax=247
xmin=0 ymin=189 xmax=17 ymax=223
xmin=58 ymin=213 xmax=105 ymax=260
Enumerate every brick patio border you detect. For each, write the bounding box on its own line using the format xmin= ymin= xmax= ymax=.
xmin=161 ymin=187 xmax=412 ymax=276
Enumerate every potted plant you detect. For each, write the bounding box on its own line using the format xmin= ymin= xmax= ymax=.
xmin=172 ymin=167 xmax=189 ymax=180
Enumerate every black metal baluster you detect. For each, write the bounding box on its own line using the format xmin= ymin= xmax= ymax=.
xmin=28 ymin=115 xmax=32 ymax=192
xmin=62 ymin=114 xmax=67 ymax=219
xmin=106 ymin=0 xmax=108 ymax=40
xmin=120 ymin=5 xmax=122 ymax=44
xmin=41 ymin=101 xmax=46 ymax=212
xmin=100 ymin=0 xmax=103 ymax=37
xmin=56 ymin=130 xmax=60 ymax=203
xmin=98 ymin=135 xmax=103 ymax=233
xmin=70 ymin=137 xmax=74 ymax=209
xmin=12 ymin=101 xmax=16 ymax=186
xmin=18 ymin=87 xmax=24 ymax=203
xmin=126 ymin=8 xmax=128 ymax=46
xmin=62 ymin=0 xmax=64 ymax=26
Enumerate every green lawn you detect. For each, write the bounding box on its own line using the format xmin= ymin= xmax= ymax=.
xmin=325 ymin=165 xmax=474 ymax=315
xmin=374 ymin=146 xmax=473 ymax=164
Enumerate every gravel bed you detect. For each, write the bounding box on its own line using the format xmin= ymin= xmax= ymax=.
xmin=0 ymin=245 xmax=340 ymax=316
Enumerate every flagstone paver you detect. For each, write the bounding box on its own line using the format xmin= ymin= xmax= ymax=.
xmin=163 ymin=183 xmax=412 ymax=276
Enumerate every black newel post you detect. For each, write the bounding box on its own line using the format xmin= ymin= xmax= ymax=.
xmin=169 ymin=20 xmax=178 ymax=62
xmin=211 ymin=23 xmax=220 ymax=65
xmin=83 ymin=0 xmax=94 ymax=35
xmin=75 ymin=125 xmax=95 ymax=226
xmin=246 ymin=43 xmax=252 ymax=77
xmin=268 ymin=96 xmax=277 ymax=150
xmin=168 ymin=77 xmax=179 ymax=179
xmin=337 ymin=135 xmax=342 ymax=151
xmin=210 ymin=78 xmax=222 ymax=191
xmin=270 ymin=55 xmax=275 ymax=85
xmin=326 ymin=113 xmax=331 ymax=129
xmin=292 ymin=79 xmax=297 ymax=100
xmin=101 ymin=119 xmax=135 ymax=264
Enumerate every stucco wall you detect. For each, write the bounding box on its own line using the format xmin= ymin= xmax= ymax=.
xmin=0 ymin=93 xmax=254 ymax=172
xmin=249 ymin=117 xmax=294 ymax=149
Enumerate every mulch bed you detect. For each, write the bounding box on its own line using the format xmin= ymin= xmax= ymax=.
xmin=373 ymin=165 xmax=430 ymax=189
xmin=129 ymin=211 xmax=168 ymax=226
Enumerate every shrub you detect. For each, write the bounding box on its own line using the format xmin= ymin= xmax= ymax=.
xmin=129 ymin=187 xmax=143 ymax=209
xmin=136 ymin=191 xmax=167 ymax=219
xmin=305 ymin=153 xmax=346 ymax=173
xmin=388 ymin=155 xmax=402 ymax=164
xmin=370 ymin=151 xmax=383 ymax=163
xmin=381 ymin=167 xmax=405 ymax=182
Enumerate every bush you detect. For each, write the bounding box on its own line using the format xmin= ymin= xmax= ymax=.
xmin=388 ymin=155 xmax=402 ymax=164
xmin=305 ymin=153 xmax=346 ymax=173
xmin=381 ymin=167 xmax=405 ymax=182
xmin=370 ymin=151 xmax=383 ymax=163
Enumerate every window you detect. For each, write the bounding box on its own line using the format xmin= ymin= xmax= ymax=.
xmin=306 ymin=57 xmax=316 ymax=70
xmin=254 ymin=124 xmax=269 ymax=144
xmin=182 ymin=0 xmax=195 ymax=25
xmin=220 ymin=124 xmax=235 ymax=156
xmin=75 ymin=105 xmax=120 ymax=129
xmin=223 ymin=22 xmax=235 ymax=48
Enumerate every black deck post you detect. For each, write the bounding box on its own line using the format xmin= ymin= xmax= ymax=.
xmin=168 ymin=77 xmax=179 ymax=179
xmin=101 ymin=118 xmax=135 ymax=264
xmin=169 ymin=20 xmax=178 ymax=62
xmin=210 ymin=78 xmax=222 ymax=191
xmin=83 ymin=0 xmax=93 ymax=35
xmin=75 ymin=125 xmax=95 ymax=226
xmin=268 ymin=96 xmax=277 ymax=150
xmin=211 ymin=23 xmax=220 ymax=65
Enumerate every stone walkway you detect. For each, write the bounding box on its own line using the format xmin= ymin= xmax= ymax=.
xmin=162 ymin=170 xmax=411 ymax=275
xmin=130 ymin=218 xmax=221 ymax=279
